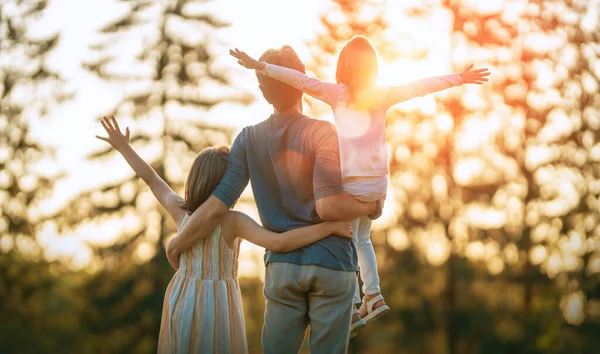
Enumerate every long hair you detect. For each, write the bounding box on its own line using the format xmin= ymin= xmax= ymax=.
xmin=181 ymin=146 xmax=230 ymax=213
xmin=335 ymin=36 xmax=379 ymax=99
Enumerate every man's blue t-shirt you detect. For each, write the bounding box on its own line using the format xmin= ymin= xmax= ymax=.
xmin=212 ymin=112 xmax=358 ymax=272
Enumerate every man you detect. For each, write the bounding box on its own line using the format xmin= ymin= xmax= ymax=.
xmin=166 ymin=45 xmax=382 ymax=353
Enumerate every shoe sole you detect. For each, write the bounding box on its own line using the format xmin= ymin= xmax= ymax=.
xmin=349 ymin=319 xmax=367 ymax=338
xmin=362 ymin=305 xmax=390 ymax=323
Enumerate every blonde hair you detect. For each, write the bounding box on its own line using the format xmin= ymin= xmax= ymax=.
xmin=181 ymin=146 xmax=230 ymax=213
xmin=335 ymin=36 xmax=379 ymax=99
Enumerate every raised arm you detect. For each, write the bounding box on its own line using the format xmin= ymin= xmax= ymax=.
xmin=381 ymin=66 xmax=490 ymax=108
xmin=228 ymin=211 xmax=353 ymax=252
xmin=311 ymin=121 xmax=378 ymax=221
xmin=96 ymin=116 xmax=186 ymax=226
xmin=165 ymin=129 xmax=250 ymax=269
xmin=230 ymin=48 xmax=343 ymax=107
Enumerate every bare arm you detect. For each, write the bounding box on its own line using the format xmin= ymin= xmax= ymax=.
xmin=315 ymin=193 xmax=377 ymax=221
xmin=96 ymin=116 xmax=186 ymax=226
xmin=230 ymin=211 xmax=353 ymax=252
xmin=310 ymin=121 xmax=377 ymax=221
xmin=118 ymin=146 xmax=186 ymax=225
xmin=167 ymin=195 xmax=229 ymax=264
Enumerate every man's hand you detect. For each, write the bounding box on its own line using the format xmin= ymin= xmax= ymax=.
xmin=166 ymin=238 xmax=180 ymax=271
xmin=459 ymin=64 xmax=490 ymax=85
xmin=229 ymin=48 xmax=266 ymax=71
xmin=368 ymin=199 xmax=384 ymax=220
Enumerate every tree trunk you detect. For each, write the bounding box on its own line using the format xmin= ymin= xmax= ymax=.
xmin=447 ymin=253 xmax=457 ymax=354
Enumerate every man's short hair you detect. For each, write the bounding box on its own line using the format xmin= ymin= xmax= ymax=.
xmin=256 ymin=45 xmax=305 ymax=111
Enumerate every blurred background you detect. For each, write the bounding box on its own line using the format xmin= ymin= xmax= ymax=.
xmin=2 ymin=0 xmax=600 ymax=353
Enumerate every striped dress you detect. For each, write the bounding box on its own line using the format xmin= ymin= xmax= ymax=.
xmin=158 ymin=214 xmax=248 ymax=353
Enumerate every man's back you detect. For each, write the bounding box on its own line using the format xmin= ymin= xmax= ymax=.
xmin=213 ymin=112 xmax=357 ymax=272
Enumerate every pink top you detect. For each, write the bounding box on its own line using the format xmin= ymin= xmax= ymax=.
xmin=260 ymin=63 xmax=463 ymax=196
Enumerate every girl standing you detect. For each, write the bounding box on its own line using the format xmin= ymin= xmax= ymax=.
xmin=96 ymin=116 xmax=353 ymax=353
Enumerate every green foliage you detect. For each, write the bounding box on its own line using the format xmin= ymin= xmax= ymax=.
xmin=0 ymin=0 xmax=67 ymax=240
xmin=349 ymin=0 xmax=600 ymax=353
xmin=47 ymin=0 xmax=249 ymax=352
xmin=2 ymin=0 xmax=600 ymax=353
xmin=0 ymin=1 xmax=75 ymax=353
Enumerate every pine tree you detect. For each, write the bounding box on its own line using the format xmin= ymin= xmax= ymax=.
xmin=51 ymin=1 xmax=250 ymax=352
xmin=0 ymin=1 xmax=77 ymax=352
xmin=306 ymin=0 xmax=600 ymax=352
xmin=438 ymin=0 xmax=600 ymax=352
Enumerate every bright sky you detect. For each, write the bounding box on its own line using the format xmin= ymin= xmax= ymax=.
xmin=10 ymin=0 xmax=597 ymax=325
xmin=27 ymin=0 xmax=349 ymax=273
xmin=34 ymin=0 xmax=329 ymax=208
xmin=22 ymin=0 xmax=461 ymax=273
xmin=35 ymin=0 xmax=458 ymax=209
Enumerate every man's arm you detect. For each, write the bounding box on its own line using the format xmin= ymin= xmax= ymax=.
xmin=166 ymin=195 xmax=229 ymax=268
xmin=166 ymin=129 xmax=250 ymax=269
xmin=315 ymin=193 xmax=377 ymax=221
xmin=311 ymin=122 xmax=377 ymax=221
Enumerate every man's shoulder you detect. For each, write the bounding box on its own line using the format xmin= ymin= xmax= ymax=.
xmin=233 ymin=121 xmax=262 ymax=141
xmin=293 ymin=115 xmax=336 ymax=134
xmin=239 ymin=117 xmax=273 ymax=133
xmin=245 ymin=114 xmax=335 ymax=132
xmin=237 ymin=115 xmax=336 ymax=145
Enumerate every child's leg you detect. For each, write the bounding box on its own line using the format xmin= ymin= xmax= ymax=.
xmin=351 ymin=217 xmax=362 ymax=306
xmin=356 ymin=215 xmax=380 ymax=296
xmin=356 ymin=215 xmax=390 ymax=322
xmin=349 ymin=217 xmax=367 ymax=336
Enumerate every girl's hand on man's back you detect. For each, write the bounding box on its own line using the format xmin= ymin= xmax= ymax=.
xmin=95 ymin=115 xmax=131 ymax=151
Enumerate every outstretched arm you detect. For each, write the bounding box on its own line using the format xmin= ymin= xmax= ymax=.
xmin=96 ymin=116 xmax=186 ymax=226
xmin=230 ymin=48 xmax=343 ymax=107
xmin=230 ymin=211 xmax=353 ymax=252
xmin=381 ymin=65 xmax=490 ymax=108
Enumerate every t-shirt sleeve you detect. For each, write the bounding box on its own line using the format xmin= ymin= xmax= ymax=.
xmin=212 ymin=128 xmax=250 ymax=208
xmin=312 ymin=122 xmax=344 ymax=200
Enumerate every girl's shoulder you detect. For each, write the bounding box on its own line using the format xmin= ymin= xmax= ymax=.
xmin=219 ymin=211 xmax=242 ymax=250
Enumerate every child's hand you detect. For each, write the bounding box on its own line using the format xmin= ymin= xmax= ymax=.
xmin=95 ymin=115 xmax=130 ymax=151
xmin=459 ymin=64 xmax=490 ymax=85
xmin=328 ymin=221 xmax=354 ymax=240
xmin=229 ymin=48 xmax=266 ymax=71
